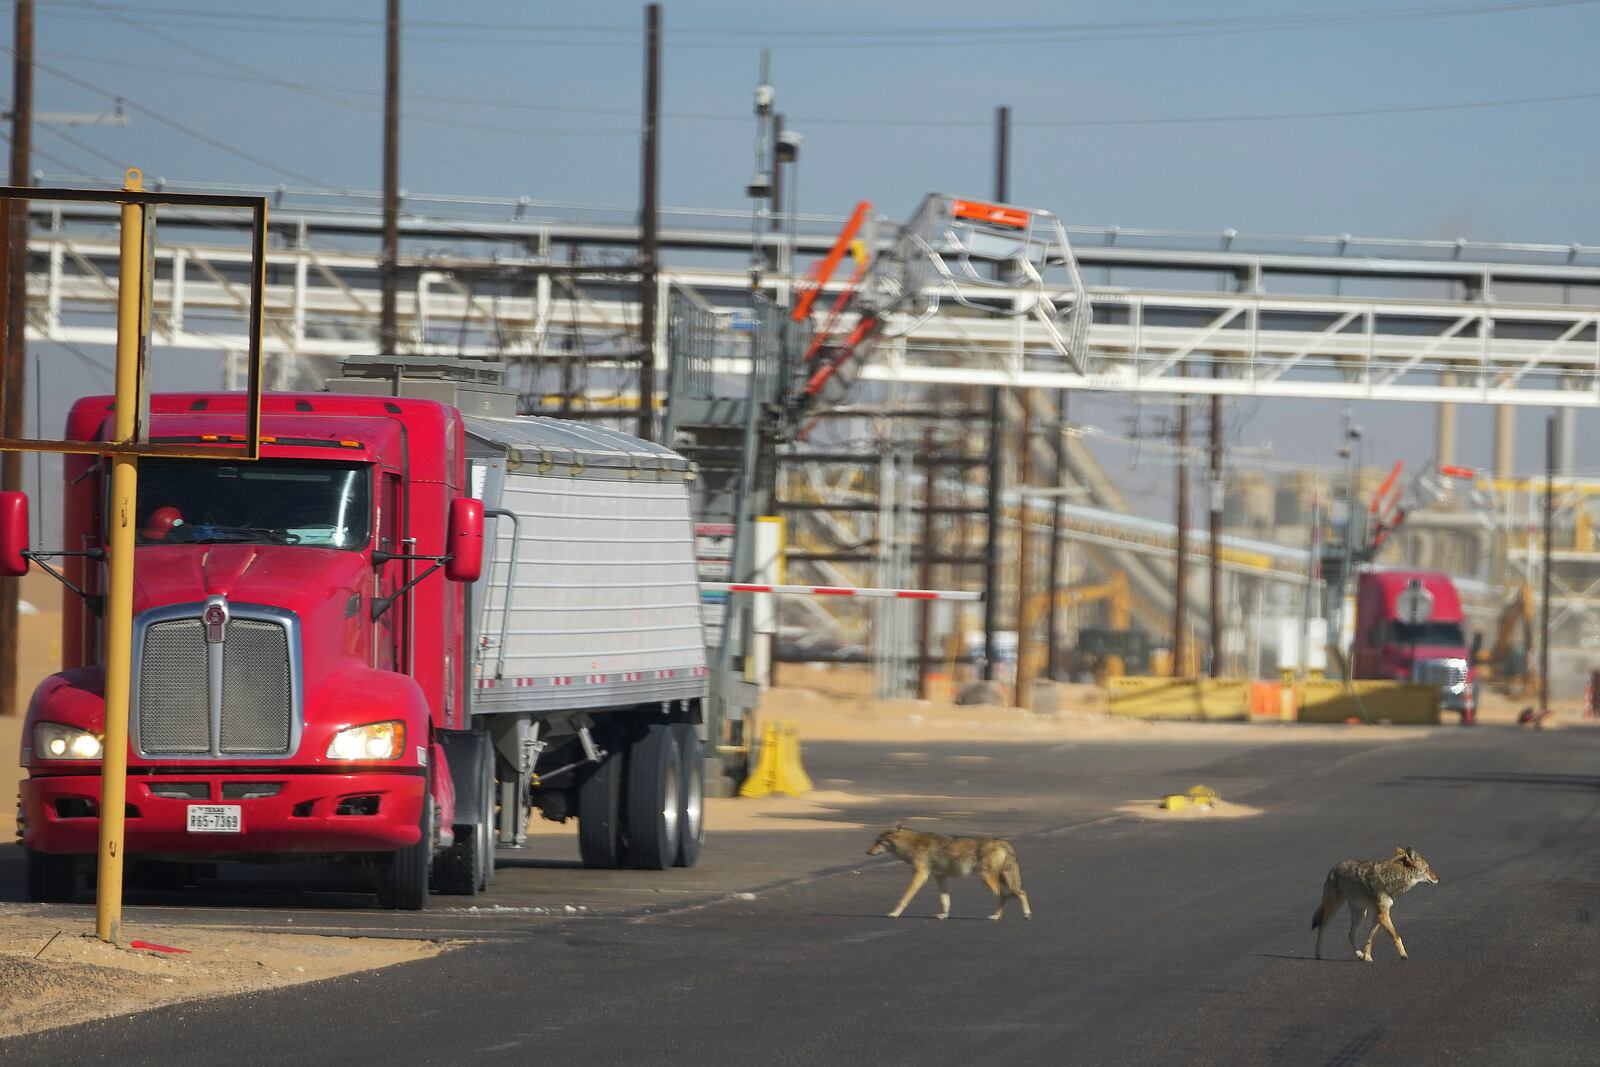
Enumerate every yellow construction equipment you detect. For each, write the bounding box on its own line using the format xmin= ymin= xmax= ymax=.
xmin=1479 ymin=583 xmax=1536 ymax=696
xmin=1019 ymin=573 xmax=1134 ymax=683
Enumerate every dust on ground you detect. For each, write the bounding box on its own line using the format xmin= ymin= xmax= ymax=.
xmin=0 ymin=909 xmax=451 ymax=1039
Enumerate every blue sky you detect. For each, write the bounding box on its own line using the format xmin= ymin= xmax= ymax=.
xmin=9 ymin=0 xmax=1600 ymax=507
xmin=15 ymin=0 xmax=1600 ymax=238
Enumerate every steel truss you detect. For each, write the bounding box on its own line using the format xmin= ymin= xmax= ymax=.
xmin=17 ymin=194 xmax=1600 ymax=408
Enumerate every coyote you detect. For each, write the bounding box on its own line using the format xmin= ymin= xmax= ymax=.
xmin=866 ymin=822 xmax=1032 ymax=921
xmin=1312 ymin=846 xmax=1439 ymax=961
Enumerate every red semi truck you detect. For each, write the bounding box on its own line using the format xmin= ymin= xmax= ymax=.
xmin=3 ymin=359 xmax=709 ymax=908
xmin=1350 ymin=570 xmax=1476 ymax=723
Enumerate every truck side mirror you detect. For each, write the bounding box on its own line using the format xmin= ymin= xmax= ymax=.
xmin=444 ymin=498 xmax=484 ymax=583
xmin=0 ymin=492 xmax=29 ymax=577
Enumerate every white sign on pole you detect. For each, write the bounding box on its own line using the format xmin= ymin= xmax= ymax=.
xmin=1396 ymin=581 xmax=1434 ymax=627
xmin=1277 ymin=617 xmax=1301 ymax=670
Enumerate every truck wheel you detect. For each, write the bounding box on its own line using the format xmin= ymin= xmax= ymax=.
xmin=624 ymin=723 xmax=682 ymax=870
xmin=672 ymin=724 xmax=705 ymax=869
xmin=577 ymin=743 xmax=625 ymax=869
xmin=433 ymin=734 xmax=496 ymax=896
xmin=377 ymin=791 xmax=433 ymax=910
xmin=25 ymin=849 xmax=78 ymax=904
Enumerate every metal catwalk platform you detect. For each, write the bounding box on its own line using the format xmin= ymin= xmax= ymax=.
xmin=16 ymin=184 xmax=1600 ymax=407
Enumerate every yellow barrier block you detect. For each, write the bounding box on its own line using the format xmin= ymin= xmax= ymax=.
xmin=1161 ymin=795 xmax=1191 ymax=811
xmin=739 ymin=720 xmax=814 ymax=798
xmin=1107 ymin=677 xmax=1248 ymax=720
xmin=1297 ymin=681 xmax=1440 ymax=725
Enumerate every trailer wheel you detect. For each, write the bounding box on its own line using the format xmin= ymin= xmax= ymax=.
xmin=672 ymin=724 xmax=704 ymax=868
xmin=577 ymin=742 xmax=625 ymax=869
xmin=624 ymin=723 xmax=682 ymax=870
xmin=377 ymin=791 xmax=433 ymax=910
xmin=25 ymin=849 xmax=78 ymax=904
xmin=433 ymin=733 xmax=496 ymax=896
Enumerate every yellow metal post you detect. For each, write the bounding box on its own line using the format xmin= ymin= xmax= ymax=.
xmin=95 ymin=168 xmax=150 ymax=945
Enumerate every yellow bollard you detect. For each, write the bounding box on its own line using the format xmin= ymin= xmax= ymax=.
xmin=738 ymin=720 xmax=813 ymax=798
xmin=96 ymin=167 xmax=153 ymax=946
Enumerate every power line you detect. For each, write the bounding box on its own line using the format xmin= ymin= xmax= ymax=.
xmin=25 ymin=48 xmax=1600 ymax=132
xmin=0 ymin=125 xmax=93 ymax=176
xmin=16 ymin=0 xmax=1600 ymax=49
xmin=66 ymin=0 xmax=614 ymax=137
xmin=0 ymin=45 xmax=346 ymax=189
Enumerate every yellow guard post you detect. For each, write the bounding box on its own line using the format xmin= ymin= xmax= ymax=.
xmin=95 ymin=167 xmax=152 ymax=945
xmin=739 ymin=720 xmax=814 ymax=798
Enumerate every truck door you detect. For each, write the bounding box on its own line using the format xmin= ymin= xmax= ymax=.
xmin=375 ymin=471 xmax=405 ymax=673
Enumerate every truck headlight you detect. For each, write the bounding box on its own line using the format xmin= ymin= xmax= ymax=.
xmin=34 ymin=722 xmax=103 ymax=760
xmin=326 ymin=721 xmax=406 ymax=761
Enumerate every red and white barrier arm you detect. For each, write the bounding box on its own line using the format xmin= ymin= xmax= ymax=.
xmin=700 ymin=582 xmax=984 ymax=602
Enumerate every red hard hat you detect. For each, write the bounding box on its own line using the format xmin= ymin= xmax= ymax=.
xmin=142 ymin=505 xmax=185 ymax=540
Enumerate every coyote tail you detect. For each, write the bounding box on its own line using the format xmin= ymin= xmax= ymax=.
xmin=1311 ymin=870 xmax=1339 ymax=929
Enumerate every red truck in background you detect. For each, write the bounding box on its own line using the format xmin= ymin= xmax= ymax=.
xmin=1350 ymin=570 xmax=1476 ymax=723
xmin=2 ymin=358 xmax=710 ymax=909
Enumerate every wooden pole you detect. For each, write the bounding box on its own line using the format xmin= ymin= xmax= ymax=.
xmin=1046 ymin=389 xmax=1067 ymax=681
xmin=1173 ymin=367 xmax=1189 ymax=676
xmin=379 ymin=0 xmax=401 ymax=351
xmin=1 ymin=0 xmax=32 ymax=718
xmin=1208 ymin=364 xmax=1223 ymax=677
xmin=1014 ymin=389 xmax=1035 ymax=707
xmin=1541 ymin=414 xmax=1554 ymax=713
xmin=917 ymin=427 xmax=937 ymax=699
xmin=636 ymin=3 xmax=661 ymax=441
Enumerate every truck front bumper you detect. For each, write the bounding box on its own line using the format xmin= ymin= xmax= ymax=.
xmin=19 ymin=770 xmax=425 ymax=855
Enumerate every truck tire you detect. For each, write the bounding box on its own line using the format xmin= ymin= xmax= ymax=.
xmin=377 ymin=791 xmax=433 ymax=911
xmin=433 ymin=733 xmax=496 ymax=896
xmin=577 ymin=743 xmax=625 ymax=869
xmin=25 ymin=849 xmax=78 ymax=904
xmin=624 ymin=723 xmax=682 ymax=870
xmin=672 ymin=724 xmax=705 ymax=869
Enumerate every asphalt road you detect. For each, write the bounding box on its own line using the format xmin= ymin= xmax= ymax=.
xmin=4 ymin=723 xmax=1599 ymax=1065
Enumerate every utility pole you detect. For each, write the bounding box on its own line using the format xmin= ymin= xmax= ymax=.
xmin=1046 ymin=389 xmax=1067 ymax=681
xmin=917 ymin=427 xmax=937 ymax=700
xmin=1 ymin=0 xmax=33 ymax=719
xmin=1540 ymin=414 xmax=1554 ymax=714
xmin=768 ymin=114 xmax=784 ymax=240
xmin=636 ymin=3 xmax=661 ymax=441
xmin=1172 ymin=367 xmax=1189 ymax=677
xmin=982 ymin=386 xmax=1004 ymax=683
xmin=1208 ymin=365 xmax=1223 ymax=677
xmin=1014 ymin=389 xmax=1035 ymax=708
xmin=378 ymin=0 xmax=400 ymax=352
xmin=981 ymin=105 xmax=1011 ymax=689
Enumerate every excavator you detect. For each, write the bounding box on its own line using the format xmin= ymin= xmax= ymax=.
xmin=1477 ymin=582 xmax=1536 ymax=697
xmin=1016 ymin=572 xmax=1150 ymax=685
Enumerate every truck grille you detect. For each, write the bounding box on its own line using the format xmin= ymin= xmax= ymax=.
xmin=1415 ymin=658 xmax=1469 ymax=691
xmin=137 ymin=611 xmax=296 ymax=757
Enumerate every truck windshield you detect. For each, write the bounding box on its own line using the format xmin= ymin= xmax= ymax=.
xmin=1392 ymin=621 xmax=1465 ymax=647
xmin=134 ymin=460 xmax=372 ymax=549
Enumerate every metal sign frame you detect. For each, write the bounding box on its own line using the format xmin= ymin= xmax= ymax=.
xmin=0 ymin=181 xmax=267 ymax=459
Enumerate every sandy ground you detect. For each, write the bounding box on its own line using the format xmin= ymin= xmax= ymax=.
xmin=0 ymin=910 xmax=450 ymax=1039
xmin=758 ymin=664 xmax=1441 ymax=745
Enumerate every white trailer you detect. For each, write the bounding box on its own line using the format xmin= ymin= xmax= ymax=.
xmin=464 ymin=415 xmax=708 ymax=870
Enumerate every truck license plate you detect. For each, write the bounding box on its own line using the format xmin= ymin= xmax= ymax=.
xmin=186 ymin=805 xmax=242 ymax=833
